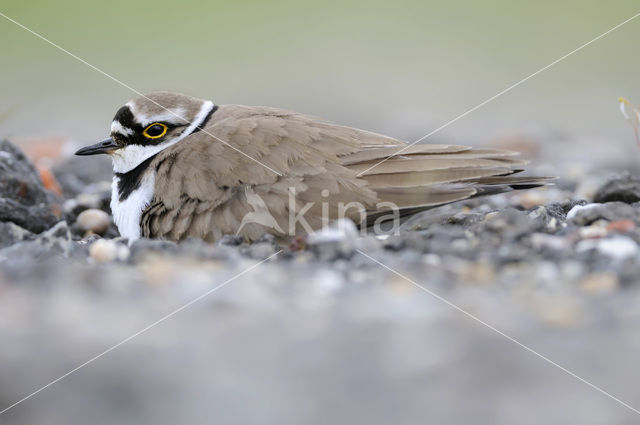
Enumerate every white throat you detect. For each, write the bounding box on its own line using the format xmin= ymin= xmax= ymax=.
xmin=110 ymin=100 xmax=215 ymax=174
xmin=111 ymin=173 xmax=155 ymax=243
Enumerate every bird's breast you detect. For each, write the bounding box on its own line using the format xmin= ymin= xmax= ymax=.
xmin=110 ymin=171 xmax=156 ymax=242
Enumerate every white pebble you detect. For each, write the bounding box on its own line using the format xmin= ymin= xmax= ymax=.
xmin=308 ymin=219 xmax=359 ymax=244
xmin=76 ymin=193 xmax=102 ymax=209
xmin=89 ymin=239 xmax=130 ymax=263
xmin=77 ymin=209 xmax=111 ymax=234
xmin=596 ymin=237 xmax=638 ymax=260
xmin=576 ymin=236 xmax=638 ymax=261
xmin=578 ymin=225 xmax=607 ymax=239
xmin=62 ymin=198 xmax=79 ymax=214
xmin=566 ymin=203 xmax=600 ymax=220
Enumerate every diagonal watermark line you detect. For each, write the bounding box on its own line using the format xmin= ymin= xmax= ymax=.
xmin=0 ymin=250 xmax=282 ymax=416
xmin=356 ymin=248 xmax=640 ymax=416
xmin=356 ymin=10 xmax=640 ymax=177
xmin=0 ymin=11 xmax=283 ymax=177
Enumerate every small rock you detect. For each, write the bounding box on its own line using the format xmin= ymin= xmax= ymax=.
xmin=89 ymin=239 xmax=130 ymax=263
xmin=475 ymin=208 xmax=545 ymax=241
xmin=484 ymin=211 xmax=500 ymax=221
xmin=578 ymin=225 xmax=607 ymax=239
xmin=242 ymin=243 xmax=277 ymax=259
xmin=308 ymin=219 xmax=359 ymax=244
xmin=218 ymin=234 xmax=245 ymax=246
xmin=0 ymin=221 xmax=34 ymax=248
xmin=76 ymin=209 xmax=111 ymax=235
xmin=607 ymin=219 xmax=635 ymax=234
xmin=63 ymin=193 xmax=102 ymax=214
xmin=0 ymin=139 xmax=58 ymax=233
xmin=0 ymin=221 xmax=72 ymax=260
xmin=576 ymin=236 xmax=638 ymax=261
xmin=307 ymin=219 xmax=359 ymax=260
xmin=593 ymin=172 xmax=640 ymax=204
xmin=595 ymin=237 xmax=639 ymax=260
xmin=38 ymin=221 xmax=72 ymax=254
xmin=544 ymin=199 xmax=587 ymax=221
xmin=52 ymin=154 xmax=113 ymax=198
xmin=566 ymin=203 xmax=600 ymax=221
xmin=567 ymin=202 xmax=639 ymax=226
xmin=62 ymin=190 xmax=112 ymax=224
xmin=129 ymin=238 xmax=179 ymax=263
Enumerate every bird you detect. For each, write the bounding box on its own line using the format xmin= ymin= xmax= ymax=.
xmin=75 ymin=91 xmax=550 ymax=243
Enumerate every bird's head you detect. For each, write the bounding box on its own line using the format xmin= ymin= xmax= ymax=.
xmin=75 ymin=91 xmax=216 ymax=173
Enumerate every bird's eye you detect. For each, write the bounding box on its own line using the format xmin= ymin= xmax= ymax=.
xmin=143 ymin=123 xmax=167 ymax=139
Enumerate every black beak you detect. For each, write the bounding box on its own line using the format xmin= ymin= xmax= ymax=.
xmin=75 ymin=138 xmax=120 ymax=156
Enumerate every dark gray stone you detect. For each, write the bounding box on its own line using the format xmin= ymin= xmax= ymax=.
xmin=0 ymin=140 xmax=58 ymax=233
xmin=541 ymin=199 xmax=587 ymax=220
xmin=0 ymin=221 xmax=72 ymax=261
xmin=218 ymin=234 xmax=245 ymax=246
xmin=52 ymin=155 xmax=113 ymax=198
xmin=0 ymin=221 xmax=34 ymax=248
xmin=594 ymin=172 xmax=640 ymax=204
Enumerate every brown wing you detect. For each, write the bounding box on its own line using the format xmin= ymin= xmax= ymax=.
xmin=144 ymin=105 xmax=388 ymax=241
xmin=143 ymin=105 xmax=550 ymax=242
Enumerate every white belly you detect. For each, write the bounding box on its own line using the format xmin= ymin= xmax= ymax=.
xmin=110 ymin=172 xmax=156 ymax=242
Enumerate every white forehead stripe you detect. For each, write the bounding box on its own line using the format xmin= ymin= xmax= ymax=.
xmin=126 ymin=100 xmax=189 ymax=127
xmin=138 ymin=108 xmax=188 ymax=127
xmin=110 ymin=100 xmax=215 ymax=174
xmin=180 ymin=101 xmax=215 ymax=138
xmin=111 ymin=121 xmax=134 ymax=136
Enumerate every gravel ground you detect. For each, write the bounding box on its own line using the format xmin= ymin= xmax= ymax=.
xmin=1 ymin=140 xmax=640 ymax=424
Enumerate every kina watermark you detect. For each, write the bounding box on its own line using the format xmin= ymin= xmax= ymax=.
xmin=236 ymin=186 xmax=402 ymax=237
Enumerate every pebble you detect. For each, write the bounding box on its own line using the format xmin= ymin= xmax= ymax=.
xmin=593 ymin=172 xmax=640 ymax=204
xmin=578 ymin=225 xmax=607 ymax=239
xmin=307 ymin=219 xmax=359 ymax=244
xmin=595 ymin=237 xmax=639 ymax=260
xmin=566 ymin=203 xmax=600 ymax=220
xmin=607 ymin=219 xmax=635 ymax=234
xmin=576 ymin=236 xmax=639 ymax=261
xmin=566 ymin=202 xmax=638 ymax=226
xmin=0 ymin=139 xmax=58 ymax=233
xmin=76 ymin=209 xmax=111 ymax=234
xmin=89 ymin=239 xmax=130 ymax=263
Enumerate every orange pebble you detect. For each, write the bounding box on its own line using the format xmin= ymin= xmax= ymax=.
xmin=606 ymin=219 xmax=635 ymax=234
xmin=36 ymin=164 xmax=63 ymax=197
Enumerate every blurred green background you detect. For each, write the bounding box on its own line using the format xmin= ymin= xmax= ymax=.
xmin=1 ymin=0 xmax=640 ymax=162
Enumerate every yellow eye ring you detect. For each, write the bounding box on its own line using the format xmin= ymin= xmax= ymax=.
xmin=143 ymin=122 xmax=168 ymax=139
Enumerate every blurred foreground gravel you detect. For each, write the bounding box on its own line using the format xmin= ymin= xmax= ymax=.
xmin=1 ymin=140 xmax=640 ymax=424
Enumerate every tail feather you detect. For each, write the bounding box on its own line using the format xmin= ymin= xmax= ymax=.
xmin=362 ymin=167 xmax=512 ymax=188
xmin=340 ymin=144 xmax=471 ymax=165
xmin=343 ymin=144 xmax=555 ymax=228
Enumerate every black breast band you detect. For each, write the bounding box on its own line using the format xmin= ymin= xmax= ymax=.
xmin=115 ymin=154 xmax=157 ymax=201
